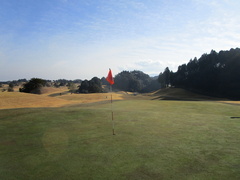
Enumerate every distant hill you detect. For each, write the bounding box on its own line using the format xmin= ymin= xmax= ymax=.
xmin=113 ymin=70 xmax=160 ymax=92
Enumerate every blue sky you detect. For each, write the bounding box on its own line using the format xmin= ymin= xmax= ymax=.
xmin=0 ymin=0 xmax=240 ymax=81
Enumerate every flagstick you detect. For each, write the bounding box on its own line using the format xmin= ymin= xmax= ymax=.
xmin=106 ymin=68 xmax=115 ymax=135
xmin=110 ymin=85 xmax=115 ymax=135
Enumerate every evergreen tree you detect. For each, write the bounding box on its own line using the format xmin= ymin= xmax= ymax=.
xmin=78 ymin=77 xmax=103 ymax=93
xmin=167 ymin=48 xmax=240 ymax=99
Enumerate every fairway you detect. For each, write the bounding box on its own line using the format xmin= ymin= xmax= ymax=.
xmin=0 ymin=99 xmax=240 ymax=179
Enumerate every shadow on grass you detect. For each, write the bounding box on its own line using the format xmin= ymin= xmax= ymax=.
xmin=151 ymin=96 xmax=204 ymax=101
xmin=48 ymin=91 xmax=70 ymax=97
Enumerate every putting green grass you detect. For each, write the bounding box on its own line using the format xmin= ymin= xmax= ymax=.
xmin=0 ymin=100 xmax=240 ymax=179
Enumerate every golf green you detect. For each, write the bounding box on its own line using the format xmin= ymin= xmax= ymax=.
xmin=0 ymin=100 xmax=240 ymax=179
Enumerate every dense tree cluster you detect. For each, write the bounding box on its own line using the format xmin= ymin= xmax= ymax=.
xmin=101 ymin=77 xmax=108 ymax=85
xmin=158 ymin=67 xmax=171 ymax=88
xmin=113 ymin=70 xmax=160 ymax=92
xmin=78 ymin=77 xmax=103 ymax=93
xmin=159 ymin=48 xmax=240 ymax=99
xmin=53 ymin=79 xmax=82 ymax=87
xmin=7 ymin=83 xmax=14 ymax=92
xmin=19 ymin=78 xmax=47 ymax=94
xmin=10 ymin=79 xmax=28 ymax=86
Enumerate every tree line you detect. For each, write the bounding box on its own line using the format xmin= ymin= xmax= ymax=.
xmin=69 ymin=71 xmax=160 ymax=93
xmin=3 ymin=47 xmax=240 ymax=98
xmin=158 ymin=48 xmax=240 ymax=99
xmin=2 ymin=71 xmax=160 ymax=94
xmin=0 ymin=78 xmax=83 ymax=93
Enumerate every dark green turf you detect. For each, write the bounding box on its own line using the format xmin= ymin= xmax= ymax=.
xmin=0 ymin=100 xmax=240 ymax=179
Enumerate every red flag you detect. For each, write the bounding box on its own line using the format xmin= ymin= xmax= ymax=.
xmin=106 ymin=69 xmax=114 ymax=85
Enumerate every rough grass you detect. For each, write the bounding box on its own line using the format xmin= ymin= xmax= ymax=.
xmin=1 ymin=87 xmax=239 ymax=110
xmin=58 ymin=93 xmax=124 ymax=103
xmin=0 ymin=91 xmax=124 ymax=109
xmin=0 ymin=99 xmax=240 ymax=179
xmin=0 ymin=92 xmax=70 ymax=109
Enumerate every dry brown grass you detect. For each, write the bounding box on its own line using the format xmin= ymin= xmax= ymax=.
xmin=40 ymin=86 xmax=69 ymax=95
xmin=0 ymin=86 xmax=125 ymax=109
xmin=0 ymin=84 xmax=8 ymax=91
xmin=218 ymin=101 xmax=240 ymax=105
xmin=1 ymin=86 xmax=238 ymax=109
xmin=0 ymin=92 xmax=70 ymax=109
xmin=58 ymin=93 xmax=123 ymax=104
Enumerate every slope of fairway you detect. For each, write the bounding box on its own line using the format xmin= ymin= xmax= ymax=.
xmin=0 ymin=100 xmax=240 ymax=179
xmin=57 ymin=93 xmax=123 ymax=103
xmin=151 ymin=87 xmax=224 ymax=100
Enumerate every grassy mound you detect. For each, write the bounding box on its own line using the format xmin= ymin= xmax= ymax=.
xmin=151 ymin=87 xmax=224 ymax=101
